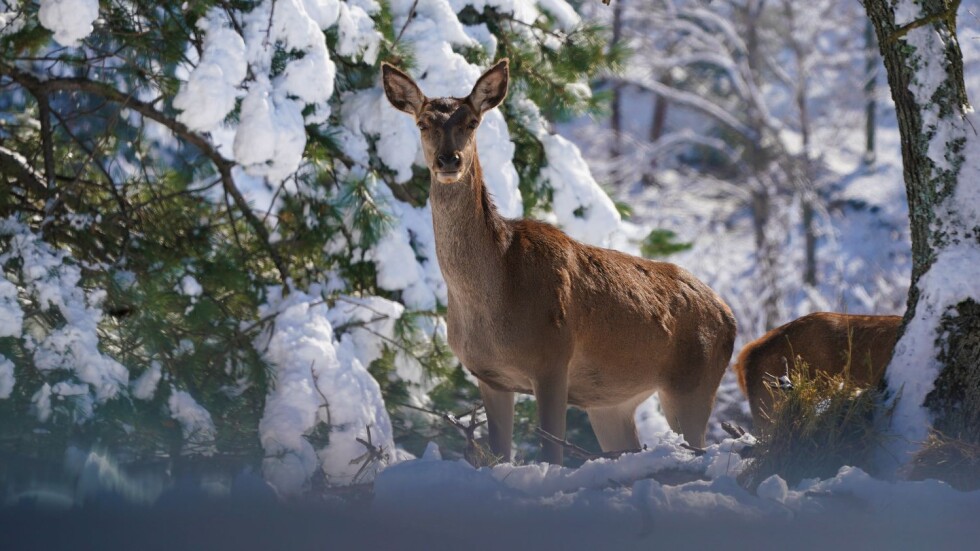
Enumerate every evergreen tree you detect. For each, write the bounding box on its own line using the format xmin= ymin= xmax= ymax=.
xmin=0 ymin=0 xmax=626 ymax=491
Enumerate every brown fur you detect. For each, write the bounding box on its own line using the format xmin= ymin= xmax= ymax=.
xmin=383 ymin=60 xmax=737 ymax=463
xmin=734 ymin=312 xmax=901 ymax=428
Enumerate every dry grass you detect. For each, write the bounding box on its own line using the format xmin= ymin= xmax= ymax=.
xmin=907 ymin=431 xmax=980 ymax=490
xmin=739 ymin=357 xmax=891 ymax=490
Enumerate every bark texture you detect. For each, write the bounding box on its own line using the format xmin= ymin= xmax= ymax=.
xmin=864 ymin=0 xmax=980 ymax=447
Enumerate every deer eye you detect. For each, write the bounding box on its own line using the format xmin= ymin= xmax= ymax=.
xmin=417 ymin=123 xmax=429 ymax=131
xmin=467 ymin=120 xmax=478 ymax=130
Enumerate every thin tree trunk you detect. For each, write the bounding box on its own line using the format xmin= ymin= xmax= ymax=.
xmin=742 ymin=0 xmax=781 ymax=329
xmin=783 ymin=0 xmax=818 ymax=287
xmin=649 ymin=73 xmax=671 ymax=143
xmin=610 ymin=0 xmax=624 ymax=159
xmin=863 ymin=19 xmax=877 ymax=165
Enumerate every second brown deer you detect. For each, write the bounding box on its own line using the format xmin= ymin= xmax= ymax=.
xmin=382 ymin=59 xmax=737 ymax=464
xmin=734 ymin=312 xmax=901 ymax=429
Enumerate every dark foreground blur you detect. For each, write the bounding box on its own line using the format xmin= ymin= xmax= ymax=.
xmin=2 ymin=448 xmax=978 ymax=551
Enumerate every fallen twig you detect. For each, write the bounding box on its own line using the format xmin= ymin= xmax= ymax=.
xmin=721 ymin=421 xmax=747 ymax=439
xmin=397 ymin=401 xmax=487 ymax=442
xmin=721 ymin=421 xmax=756 ymax=458
xmin=535 ymin=427 xmax=645 ymax=461
xmin=679 ymin=442 xmax=707 ymax=457
xmin=350 ymin=425 xmax=388 ymax=485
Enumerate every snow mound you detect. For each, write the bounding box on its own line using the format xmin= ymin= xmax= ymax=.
xmin=168 ymin=389 xmax=218 ymax=456
xmin=373 ymin=433 xmax=980 ymax=539
xmin=256 ymin=287 xmax=396 ymax=495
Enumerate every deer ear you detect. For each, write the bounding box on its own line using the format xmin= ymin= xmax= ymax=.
xmin=468 ymin=58 xmax=509 ymax=114
xmin=382 ymin=63 xmax=425 ymax=115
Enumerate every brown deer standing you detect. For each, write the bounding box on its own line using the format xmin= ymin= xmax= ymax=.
xmin=382 ymin=59 xmax=737 ymax=464
xmin=734 ymin=312 xmax=901 ymax=428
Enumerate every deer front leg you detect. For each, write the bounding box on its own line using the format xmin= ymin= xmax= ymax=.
xmin=478 ymin=381 xmax=514 ymax=462
xmin=533 ymin=372 xmax=569 ymax=465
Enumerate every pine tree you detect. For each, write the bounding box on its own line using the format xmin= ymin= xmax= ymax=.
xmin=0 ymin=0 xmax=626 ymax=490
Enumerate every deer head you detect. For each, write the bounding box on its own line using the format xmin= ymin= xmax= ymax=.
xmin=382 ymin=59 xmax=509 ymax=185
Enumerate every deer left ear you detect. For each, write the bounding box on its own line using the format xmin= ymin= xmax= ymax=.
xmin=468 ymin=58 xmax=509 ymax=114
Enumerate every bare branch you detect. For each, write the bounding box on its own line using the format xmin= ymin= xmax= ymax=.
xmin=884 ymin=0 xmax=961 ymax=46
xmin=0 ymin=146 xmax=47 ymax=197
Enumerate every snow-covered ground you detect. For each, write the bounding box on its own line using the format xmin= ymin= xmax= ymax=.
xmin=4 ymin=434 xmax=979 ymax=549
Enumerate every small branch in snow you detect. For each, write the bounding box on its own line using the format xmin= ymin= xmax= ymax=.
xmin=678 ymin=442 xmax=707 ymax=457
xmin=263 ymin=0 xmax=278 ymax=49
xmin=0 ymin=145 xmax=47 ymax=197
xmin=309 ymin=360 xmax=332 ymax=427
xmin=350 ymin=425 xmax=388 ymax=484
xmin=721 ymin=421 xmax=747 ymax=439
xmin=535 ymin=427 xmax=646 ymax=461
xmin=396 ymin=401 xmax=495 ymax=464
xmin=398 ymin=401 xmax=486 ymax=444
xmin=393 ymin=0 xmax=420 ymax=46
xmin=332 ymin=314 xmax=389 ymax=335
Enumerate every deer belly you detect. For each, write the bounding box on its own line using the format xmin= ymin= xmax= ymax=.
xmin=465 ymin=362 xmax=534 ymax=394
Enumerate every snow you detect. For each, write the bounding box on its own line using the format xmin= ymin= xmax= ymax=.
xmin=233 ymin=78 xmax=308 ymax=183
xmin=172 ymin=0 xmax=344 ymax=182
xmin=756 ymin=474 xmax=789 ymax=503
xmin=0 ymin=3 xmax=26 ymax=37
xmin=335 ymin=0 xmax=382 ymax=63
xmin=179 ymin=275 xmax=203 ymax=298
xmin=0 ymin=217 xmax=128 ymax=420
xmin=536 ymin=0 xmax=581 ymax=31
xmin=255 ymin=287 xmax=395 ymax=495
xmin=372 ymin=434 xmax=980 ymax=542
xmin=0 ymin=276 xmax=22 ymax=338
xmin=360 ymin=175 xmax=445 ymax=309
xmin=168 ymin=389 xmax=218 ymax=456
xmin=173 ymin=10 xmax=247 ymax=133
xmin=32 ymin=383 xmax=52 ymax=422
xmin=37 ymin=0 xmax=98 ymax=47
xmin=131 ymin=361 xmax=162 ymax=401
xmin=539 ymin=132 xmax=622 ymax=246
xmin=886 ymin=246 xmax=980 ymax=464
xmin=0 ymin=355 xmax=14 ymax=399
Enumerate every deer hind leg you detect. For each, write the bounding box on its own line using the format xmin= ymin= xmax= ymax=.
xmin=658 ymin=386 xmax=717 ymax=449
xmin=587 ymin=401 xmax=641 ymax=453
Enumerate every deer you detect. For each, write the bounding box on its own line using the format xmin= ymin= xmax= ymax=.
xmin=381 ymin=59 xmax=737 ymax=464
xmin=734 ymin=312 xmax=902 ymax=429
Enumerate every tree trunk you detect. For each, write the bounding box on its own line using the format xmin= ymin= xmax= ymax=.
xmin=741 ymin=0 xmax=781 ymax=330
xmin=649 ymin=70 xmax=671 ymax=144
xmin=610 ymin=0 xmax=624 ymax=159
xmin=783 ymin=0 xmax=818 ymax=287
xmin=863 ymin=19 xmax=877 ymax=165
xmin=864 ymin=0 xmax=980 ymax=466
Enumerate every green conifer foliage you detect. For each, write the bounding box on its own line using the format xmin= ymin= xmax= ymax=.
xmin=0 ymin=0 xmax=622 ymax=473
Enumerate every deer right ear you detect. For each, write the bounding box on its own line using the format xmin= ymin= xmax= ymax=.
xmin=382 ymin=63 xmax=425 ymax=115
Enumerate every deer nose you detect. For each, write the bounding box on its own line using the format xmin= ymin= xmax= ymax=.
xmin=436 ymin=152 xmax=461 ymax=171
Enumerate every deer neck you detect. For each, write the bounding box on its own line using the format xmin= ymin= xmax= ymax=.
xmin=429 ymin=155 xmax=509 ymax=298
